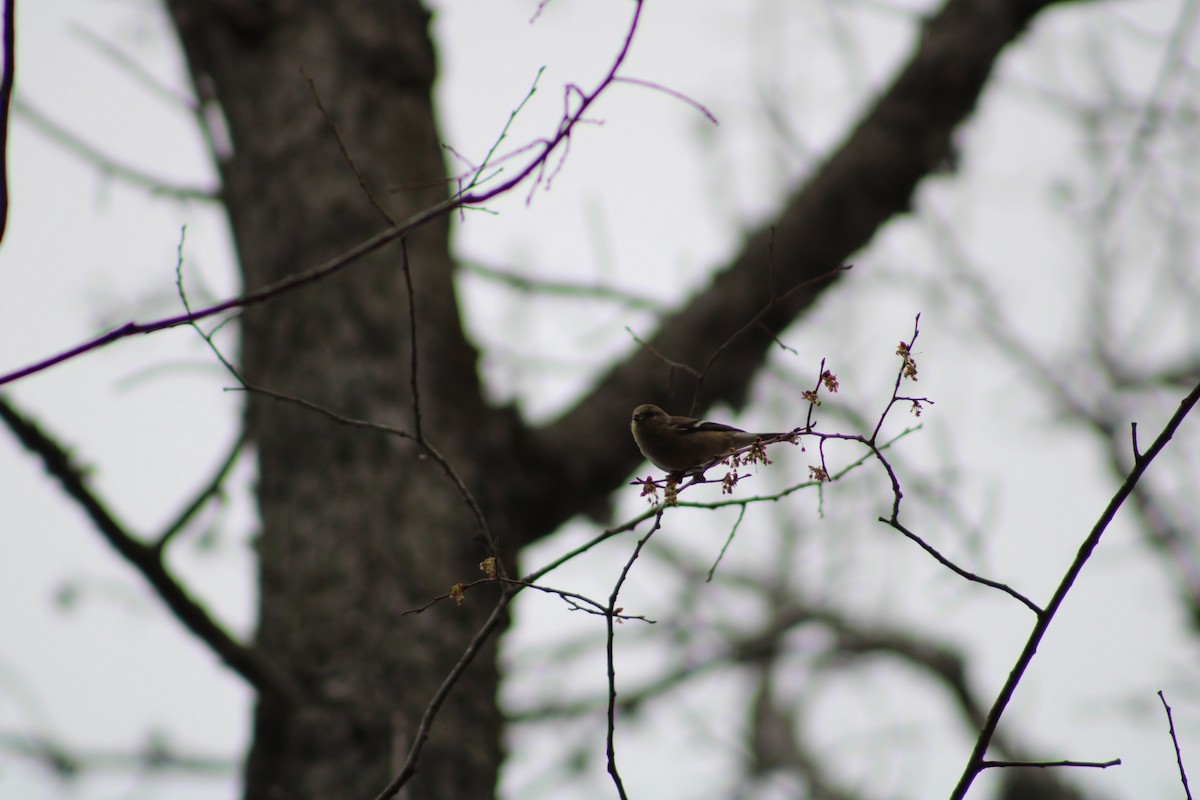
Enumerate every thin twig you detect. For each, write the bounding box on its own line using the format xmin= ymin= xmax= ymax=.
xmin=0 ymin=0 xmax=14 ymax=244
xmin=980 ymin=758 xmax=1120 ymax=770
xmin=871 ymin=313 xmax=926 ymax=445
xmin=235 ymin=384 xmax=491 ymax=549
xmin=706 ymin=504 xmax=746 ymax=581
xmin=611 ymin=76 xmax=718 ymax=124
xmin=371 ymin=589 xmax=516 ymax=800
xmin=523 ymin=508 xmax=662 ymax=586
xmin=0 ymin=729 xmax=237 ymax=778
xmin=400 ymin=574 xmax=652 ymax=625
xmin=155 ymin=433 xmax=246 ymax=552
xmin=605 ymin=513 xmax=661 ymax=800
xmin=802 ymin=357 xmax=828 ymax=431
xmin=400 ymin=238 xmax=423 ymax=442
xmin=12 ymin=98 xmax=218 ymax=202
xmin=460 ymin=260 xmax=667 ymax=312
xmin=72 ymin=24 xmax=198 ymax=113
xmin=175 ymin=226 xmax=243 ymax=382
xmin=625 ymin=325 xmax=703 ymax=382
xmin=691 ymin=264 xmax=852 ymax=413
xmin=1159 ymin=690 xmax=1194 ymax=800
xmin=303 ymin=69 xmax=395 ymax=227
xmin=884 ymin=518 xmax=1042 ymax=614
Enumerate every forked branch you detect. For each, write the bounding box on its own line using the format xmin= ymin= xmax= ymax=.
xmin=950 ymin=379 xmax=1200 ymax=798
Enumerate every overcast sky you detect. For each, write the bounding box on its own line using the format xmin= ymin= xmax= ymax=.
xmin=2 ymin=1 xmax=1198 ymax=799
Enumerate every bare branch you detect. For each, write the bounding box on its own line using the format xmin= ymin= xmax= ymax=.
xmin=871 ymin=313 xmax=926 ymax=444
xmin=233 ymin=384 xmax=491 ymax=553
xmin=400 ymin=237 xmax=424 ymax=441
xmin=0 ymin=396 xmax=301 ymax=704
xmin=690 ymin=264 xmax=852 ymax=414
xmin=303 ymin=69 xmax=394 ymax=227
xmin=606 ymin=513 xmax=662 ymax=800
xmin=0 ymin=729 xmax=236 ymax=780
xmin=0 ymin=0 xmax=14 ymax=244
xmin=71 ymin=24 xmax=198 ymax=113
xmin=611 ymin=75 xmax=718 ymax=124
xmin=372 ymin=589 xmax=517 ymax=800
xmin=706 ymin=504 xmax=747 ymax=581
xmin=12 ymin=98 xmax=218 ymax=202
xmin=1159 ymin=690 xmax=1194 ymax=800
xmin=883 ymin=518 xmax=1042 ymax=614
xmin=460 ymin=259 xmax=668 ymax=313
xmin=950 ymin=379 xmax=1200 ymax=799
xmin=981 ymin=758 xmax=1121 ymax=770
xmin=154 ymin=432 xmax=245 ymax=552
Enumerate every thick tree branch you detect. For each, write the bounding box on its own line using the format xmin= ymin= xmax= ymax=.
xmin=531 ymin=0 xmax=1076 ymax=533
xmin=0 ymin=396 xmax=301 ymax=704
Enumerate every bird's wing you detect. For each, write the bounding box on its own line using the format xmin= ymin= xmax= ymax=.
xmin=672 ymin=419 xmax=746 ymax=435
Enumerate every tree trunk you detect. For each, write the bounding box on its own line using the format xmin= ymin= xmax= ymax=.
xmin=165 ymin=2 xmax=505 ymax=797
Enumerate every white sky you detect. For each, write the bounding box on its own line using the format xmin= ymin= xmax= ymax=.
xmin=1 ymin=1 xmax=1198 ymax=799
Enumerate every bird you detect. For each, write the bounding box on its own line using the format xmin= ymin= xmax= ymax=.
xmin=630 ymin=404 xmax=791 ymax=477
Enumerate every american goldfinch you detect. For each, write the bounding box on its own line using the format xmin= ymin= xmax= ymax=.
xmin=630 ymin=404 xmax=789 ymax=476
